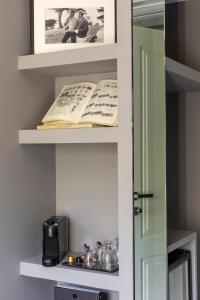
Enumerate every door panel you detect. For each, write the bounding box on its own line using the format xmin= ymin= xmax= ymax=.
xmin=133 ymin=26 xmax=167 ymax=300
xmin=142 ymin=255 xmax=167 ymax=300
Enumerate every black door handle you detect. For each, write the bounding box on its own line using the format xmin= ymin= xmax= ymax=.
xmin=133 ymin=192 xmax=154 ymax=200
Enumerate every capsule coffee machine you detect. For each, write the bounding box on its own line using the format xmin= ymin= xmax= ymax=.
xmin=42 ymin=216 xmax=69 ymax=267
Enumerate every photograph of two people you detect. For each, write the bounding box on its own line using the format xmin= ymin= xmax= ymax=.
xmin=45 ymin=7 xmax=104 ymax=44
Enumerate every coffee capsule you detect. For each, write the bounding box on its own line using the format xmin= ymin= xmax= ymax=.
xmin=67 ymin=255 xmax=75 ymax=264
xmin=76 ymin=256 xmax=83 ymax=265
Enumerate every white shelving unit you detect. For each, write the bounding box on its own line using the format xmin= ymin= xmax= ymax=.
xmin=20 ymin=255 xmax=120 ymax=292
xmin=18 ymin=0 xmax=133 ymax=299
xmin=167 ymin=230 xmax=197 ymax=300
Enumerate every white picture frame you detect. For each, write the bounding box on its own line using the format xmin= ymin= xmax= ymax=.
xmin=33 ymin=0 xmax=115 ymax=54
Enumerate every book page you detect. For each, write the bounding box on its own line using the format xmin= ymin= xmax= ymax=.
xmin=42 ymin=82 xmax=96 ymax=124
xmin=79 ymin=80 xmax=118 ymax=126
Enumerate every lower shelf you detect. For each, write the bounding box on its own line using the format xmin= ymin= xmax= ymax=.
xmin=20 ymin=255 xmax=120 ymax=291
xmin=167 ymin=229 xmax=197 ymax=253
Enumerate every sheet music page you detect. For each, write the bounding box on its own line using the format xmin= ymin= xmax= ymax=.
xmin=42 ymin=82 xmax=96 ymax=124
xmin=79 ymin=80 xmax=118 ymax=126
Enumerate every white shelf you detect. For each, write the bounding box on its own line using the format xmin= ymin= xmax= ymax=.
xmin=167 ymin=229 xmax=197 ymax=253
xmin=166 ymin=57 xmax=200 ymax=93
xmin=20 ymin=255 xmax=120 ymax=291
xmin=166 ymin=0 xmax=186 ymax=4
xmin=19 ymin=127 xmax=119 ymax=144
xmin=18 ymin=45 xmax=117 ymax=77
xmin=134 ymin=0 xmax=186 ymax=4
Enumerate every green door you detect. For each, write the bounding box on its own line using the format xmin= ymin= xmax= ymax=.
xmin=133 ymin=26 xmax=167 ymax=300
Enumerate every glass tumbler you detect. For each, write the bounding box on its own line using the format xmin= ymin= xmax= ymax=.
xmin=101 ymin=241 xmax=113 ymax=270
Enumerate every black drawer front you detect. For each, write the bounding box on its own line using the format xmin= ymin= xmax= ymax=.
xmin=55 ymin=287 xmax=107 ymax=300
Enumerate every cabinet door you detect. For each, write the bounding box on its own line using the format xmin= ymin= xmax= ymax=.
xmin=133 ymin=26 xmax=167 ymax=300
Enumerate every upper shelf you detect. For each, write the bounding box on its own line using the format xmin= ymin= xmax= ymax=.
xmin=166 ymin=57 xmax=200 ymax=93
xmin=20 ymin=255 xmax=120 ymax=291
xmin=18 ymin=44 xmax=117 ymax=77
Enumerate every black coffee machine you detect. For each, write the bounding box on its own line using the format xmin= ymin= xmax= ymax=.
xmin=42 ymin=216 xmax=69 ymax=267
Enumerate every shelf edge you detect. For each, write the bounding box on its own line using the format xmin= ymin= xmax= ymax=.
xmin=20 ymin=257 xmax=120 ymax=291
xmin=18 ymin=44 xmax=118 ymax=71
xmin=19 ymin=128 xmax=119 ymax=144
xmin=167 ymin=230 xmax=197 ymax=253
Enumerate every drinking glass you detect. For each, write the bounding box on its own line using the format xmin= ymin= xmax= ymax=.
xmin=95 ymin=241 xmax=103 ymax=265
xmin=101 ymin=240 xmax=113 ymax=270
xmin=112 ymin=238 xmax=119 ymax=266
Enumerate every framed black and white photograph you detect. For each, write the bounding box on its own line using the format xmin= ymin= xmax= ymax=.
xmin=33 ymin=0 xmax=115 ymax=54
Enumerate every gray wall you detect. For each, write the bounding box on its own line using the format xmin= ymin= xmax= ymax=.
xmin=178 ymin=2 xmax=200 ymax=298
xmin=0 ymin=0 xmax=55 ymax=299
xmin=56 ymin=144 xmax=118 ymax=252
xmin=178 ymin=94 xmax=200 ymax=298
xmin=157 ymin=0 xmax=200 ymax=296
xmin=177 ymin=0 xmax=200 ymax=69
xmin=166 ymin=95 xmax=180 ymax=229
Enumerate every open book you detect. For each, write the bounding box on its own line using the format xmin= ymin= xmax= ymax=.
xmin=37 ymin=80 xmax=118 ymax=129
